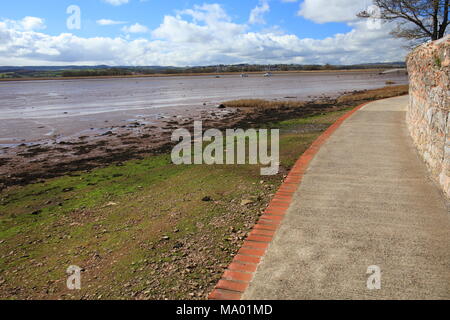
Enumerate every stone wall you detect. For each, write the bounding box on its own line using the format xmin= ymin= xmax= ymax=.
xmin=406 ymin=36 xmax=450 ymax=197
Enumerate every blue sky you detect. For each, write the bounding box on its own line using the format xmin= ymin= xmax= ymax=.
xmin=0 ymin=0 xmax=352 ymax=39
xmin=0 ymin=0 xmax=407 ymax=66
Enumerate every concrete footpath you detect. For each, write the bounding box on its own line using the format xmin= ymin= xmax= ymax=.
xmin=243 ymin=96 xmax=450 ymax=300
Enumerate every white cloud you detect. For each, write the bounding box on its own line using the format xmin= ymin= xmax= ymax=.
xmin=152 ymin=16 xmax=213 ymax=43
xmin=21 ymin=16 xmax=46 ymax=30
xmin=179 ymin=4 xmax=231 ymax=24
xmin=97 ymin=19 xmax=127 ymax=26
xmin=0 ymin=6 xmax=408 ymax=67
xmin=0 ymin=16 xmax=46 ymax=32
xmin=153 ymin=4 xmax=246 ymax=43
xmin=102 ymin=0 xmax=129 ymax=6
xmin=122 ymin=23 xmax=149 ymax=33
xmin=249 ymin=0 xmax=270 ymax=25
xmin=298 ymin=0 xmax=369 ymax=23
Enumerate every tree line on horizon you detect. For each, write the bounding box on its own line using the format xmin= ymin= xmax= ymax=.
xmin=0 ymin=62 xmax=407 ymax=79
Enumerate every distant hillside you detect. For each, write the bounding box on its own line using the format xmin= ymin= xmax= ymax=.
xmin=0 ymin=62 xmax=406 ymax=79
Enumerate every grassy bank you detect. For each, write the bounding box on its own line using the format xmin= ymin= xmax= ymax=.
xmin=0 ymin=108 xmax=357 ymax=300
xmin=0 ymin=86 xmax=409 ymax=300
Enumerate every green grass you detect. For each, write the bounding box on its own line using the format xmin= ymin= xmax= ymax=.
xmin=0 ymin=107 xmax=353 ymax=300
xmin=434 ymin=56 xmax=442 ymax=68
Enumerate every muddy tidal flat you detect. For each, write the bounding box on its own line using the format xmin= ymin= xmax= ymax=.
xmin=0 ymin=71 xmax=407 ymax=144
xmin=0 ymin=71 xmax=408 ymax=188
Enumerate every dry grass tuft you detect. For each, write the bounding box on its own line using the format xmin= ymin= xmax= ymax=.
xmin=336 ymin=85 xmax=409 ymax=104
xmin=223 ymin=99 xmax=307 ymax=110
xmin=222 ymin=85 xmax=409 ymax=111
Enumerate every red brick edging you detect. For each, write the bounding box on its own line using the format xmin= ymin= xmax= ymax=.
xmin=208 ymin=102 xmax=369 ymax=300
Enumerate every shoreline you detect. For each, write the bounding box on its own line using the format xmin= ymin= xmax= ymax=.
xmin=0 ymin=85 xmax=409 ymax=191
xmin=0 ymin=68 xmax=394 ymax=82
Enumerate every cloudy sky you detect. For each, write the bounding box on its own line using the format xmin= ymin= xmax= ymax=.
xmin=0 ymin=0 xmax=409 ymax=66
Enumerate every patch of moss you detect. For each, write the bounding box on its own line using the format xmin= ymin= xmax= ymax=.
xmin=434 ymin=56 xmax=442 ymax=68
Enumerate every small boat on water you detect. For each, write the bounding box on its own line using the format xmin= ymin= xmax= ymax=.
xmin=240 ymin=73 xmax=248 ymax=78
xmin=264 ymin=72 xmax=272 ymax=77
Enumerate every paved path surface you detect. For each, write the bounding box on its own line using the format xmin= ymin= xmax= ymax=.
xmin=243 ymin=96 xmax=450 ymax=300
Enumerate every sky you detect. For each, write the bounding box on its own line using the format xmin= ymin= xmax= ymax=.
xmin=0 ymin=0 xmax=409 ymax=66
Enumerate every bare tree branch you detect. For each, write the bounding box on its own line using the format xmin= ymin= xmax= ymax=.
xmin=358 ymin=0 xmax=450 ymax=43
xmin=439 ymin=0 xmax=449 ymax=38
